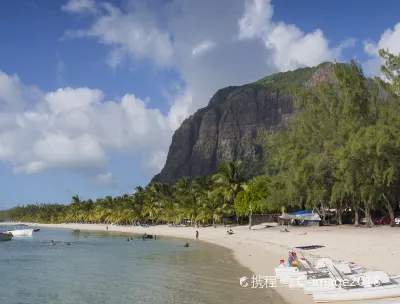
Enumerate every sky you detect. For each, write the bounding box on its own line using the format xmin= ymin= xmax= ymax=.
xmin=0 ymin=0 xmax=400 ymax=208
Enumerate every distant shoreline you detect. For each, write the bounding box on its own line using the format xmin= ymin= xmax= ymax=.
xmin=4 ymin=222 xmax=400 ymax=304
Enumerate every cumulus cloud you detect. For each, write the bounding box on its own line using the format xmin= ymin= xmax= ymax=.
xmin=0 ymin=71 xmax=178 ymax=176
xmin=363 ymin=23 xmax=400 ymax=76
xmin=237 ymin=0 xmax=354 ymax=71
xmin=64 ymin=2 xmax=174 ymax=69
xmin=238 ymin=0 xmax=273 ymax=40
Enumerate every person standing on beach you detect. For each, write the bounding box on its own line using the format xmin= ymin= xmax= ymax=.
xmin=196 ymin=230 xmax=199 ymax=240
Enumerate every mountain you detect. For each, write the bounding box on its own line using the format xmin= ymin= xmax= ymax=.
xmin=152 ymin=62 xmax=333 ymax=185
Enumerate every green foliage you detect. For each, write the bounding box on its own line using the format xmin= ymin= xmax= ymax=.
xmin=260 ymin=51 xmax=400 ymax=227
xmin=234 ymin=175 xmax=270 ymax=216
xmin=253 ymin=62 xmax=330 ymax=93
xmin=379 ymin=49 xmax=400 ymax=95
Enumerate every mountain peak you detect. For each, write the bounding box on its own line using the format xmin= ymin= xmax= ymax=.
xmin=152 ymin=62 xmax=333 ymax=185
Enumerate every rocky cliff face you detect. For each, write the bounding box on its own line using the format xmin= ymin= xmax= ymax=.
xmin=152 ymin=63 xmax=332 ymax=185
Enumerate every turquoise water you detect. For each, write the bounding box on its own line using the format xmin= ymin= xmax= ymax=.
xmin=0 ymin=226 xmax=284 ymax=304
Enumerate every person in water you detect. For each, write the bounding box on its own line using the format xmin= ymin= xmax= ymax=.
xmin=66 ymin=242 xmax=71 ymax=246
xmin=196 ymin=230 xmax=199 ymax=240
xmin=50 ymin=240 xmax=55 ymax=246
xmin=184 ymin=243 xmax=189 ymax=247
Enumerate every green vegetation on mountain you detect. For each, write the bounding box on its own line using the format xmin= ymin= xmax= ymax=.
xmin=2 ymin=51 xmax=400 ymax=228
xmin=252 ymin=62 xmax=330 ymax=92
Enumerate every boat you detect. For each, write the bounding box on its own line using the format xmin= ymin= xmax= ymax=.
xmin=276 ymin=256 xmax=364 ymax=286
xmin=5 ymin=226 xmax=33 ymax=237
xmin=288 ymin=261 xmax=364 ymax=290
xmin=0 ymin=232 xmax=13 ymax=241
xmin=313 ymin=277 xmax=400 ymax=302
xmin=72 ymin=229 xmax=80 ymax=232
xmin=251 ymin=224 xmax=268 ymax=230
xmin=33 ymin=229 xmax=40 ymax=232
xmin=304 ymin=272 xmax=400 ymax=294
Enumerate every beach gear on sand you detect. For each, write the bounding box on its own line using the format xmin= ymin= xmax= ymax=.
xmin=275 ymin=251 xmax=400 ymax=303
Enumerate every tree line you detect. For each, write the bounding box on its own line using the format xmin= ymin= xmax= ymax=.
xmin=0 ymin=162 xmax=259 ymax=225
xmin=1 ymin=50 xmax=400 ymax=228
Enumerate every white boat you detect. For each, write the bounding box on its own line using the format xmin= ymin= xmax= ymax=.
xmin=312 ymin=271 xmax=400 ymax=302
xmin=289 ymin=264 xmax=365 ymax=290
xmin=6 ymin=226 xmax=33 ymax=237
xmin=304 ymin=273 xmax=400 ymax=294
xmin=275 ymin=258 xmax=361 ymax=276
xmin=251 ymin=224 xmax=268 ymax=230
xmin=313 ymin=283 xmax=400 ymax=302
xmin=276 ymin=258 xmax=363 ymax=286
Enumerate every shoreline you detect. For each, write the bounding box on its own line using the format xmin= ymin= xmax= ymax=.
xmin=4 ymin=223 xmax=400 ymax=304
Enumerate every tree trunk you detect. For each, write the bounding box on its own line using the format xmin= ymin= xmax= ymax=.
xmin=364 ymin=204 xmax=374 ymax=228
xmin=320 ymin=201 xmax=326 ymax=223
xmin=388 ymin=202 xmax=396 ymax=227
xmin=383 ymin=193 xmax=396 ymax=227
xmin=354 ymin=204 xmax=359 ymax=227
xmin=337 ymin=209 xmax=343 ymax=225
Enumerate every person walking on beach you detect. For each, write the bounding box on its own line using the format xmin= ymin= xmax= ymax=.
xmin=196 ymin=230 xmax=199 ymax=240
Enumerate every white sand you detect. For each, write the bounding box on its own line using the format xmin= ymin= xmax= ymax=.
xmin=6 ymin=223 xmax=400 ymax=304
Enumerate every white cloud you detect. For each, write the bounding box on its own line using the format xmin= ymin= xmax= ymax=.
xmin=64 ymin=2 xmax=174 ymax=69
xmin=0 ymin=71 xmax=180 ymax=177
xmin=363 ymin=23 xmax=400 ymax=76
xmin=238 ymin=0 xmax=273 ymax=40
xmin=61 ymin=0 xmax=97 ymax=14
xmin=237 ymin=0 xmax=353 ymax=71
xmin=191 ymin=40 xmax=216 ymax=57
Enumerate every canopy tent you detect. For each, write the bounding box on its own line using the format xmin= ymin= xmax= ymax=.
xmin=291 ymin=210 xmax=311 ymax=215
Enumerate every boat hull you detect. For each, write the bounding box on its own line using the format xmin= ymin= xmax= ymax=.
xmin=313 ymin=285 xmax=400 ymax=302
xmin=6 ymin=229 xmax=33 ymax=237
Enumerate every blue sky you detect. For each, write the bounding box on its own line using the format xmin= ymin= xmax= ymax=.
xmin=0 ymin=0 xmax=399 ymax=208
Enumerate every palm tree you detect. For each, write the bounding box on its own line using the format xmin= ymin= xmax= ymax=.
xmin=213 ymin=161 xmax=247 ymax=204
xmin=198 ymin=191 xmax=230 ymax=226
xmin=173 ymin=176 xmax=204 ymax=225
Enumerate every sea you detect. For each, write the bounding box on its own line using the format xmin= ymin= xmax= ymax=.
xmin=0 ymin=226 xmax=285 ymax=304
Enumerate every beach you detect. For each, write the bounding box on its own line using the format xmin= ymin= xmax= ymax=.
xmin=7 ymin=223 xmax=400 ymax=304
